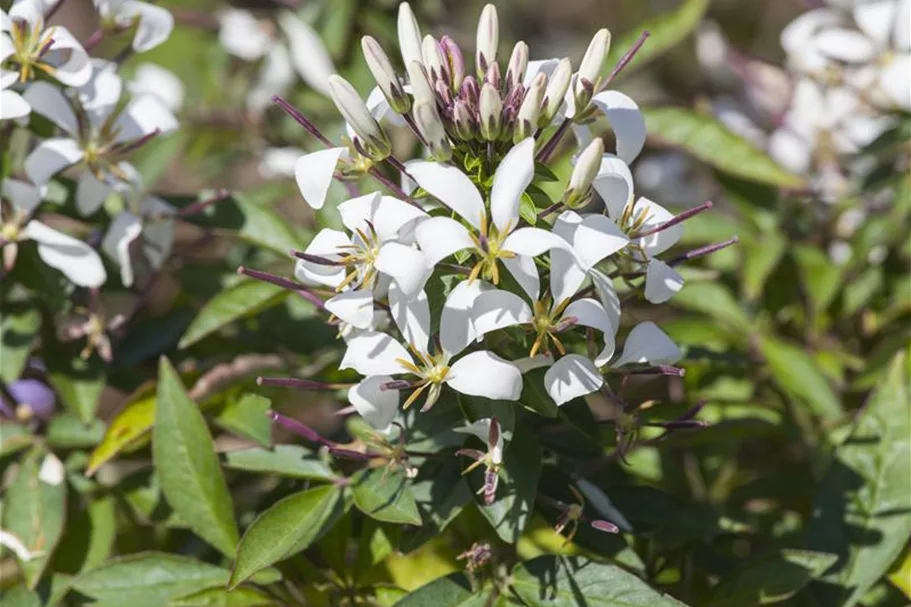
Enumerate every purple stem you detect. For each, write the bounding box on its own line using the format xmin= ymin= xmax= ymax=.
xmin=603 ymin=31 xmax=650 ymax=88
xmin=237 ymin=266 xmax=326 ymax=310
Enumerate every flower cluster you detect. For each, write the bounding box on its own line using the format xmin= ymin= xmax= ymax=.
xmin=1 ymin=0 xmax=182 ymax=288
xmin=252 ymin=2 xmax=729 ymax=483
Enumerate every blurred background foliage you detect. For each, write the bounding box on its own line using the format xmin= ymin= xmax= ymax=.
xmin=1 ymin=0 xmax=909 ymax=606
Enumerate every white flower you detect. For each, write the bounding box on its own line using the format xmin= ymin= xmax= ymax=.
xmin=342 ymin=279 xmax=523 ymax=426
xmin=409 ymin=137 xmax=575 ymax=299
xmin=94 ymin=0 xmax=174 ymax=53
xmin=258 ymin=146 xmax=304 ymax=179
xmin=216 ymin=8 xmax=335 ymax=109
xmin=0 ymin=75 xmax=29 ymax=122
xmin=128 ymin=63 xmax=185 ymax=112
xmin=1 ymin=179 xmax=106 ymax=287
xmin=294 ymin=192 xmax=429 ymax=304
xmin=23 ymin=60 xmax=178 ymax=185
xmin=1 ymin=0 xmax=92 ymax=87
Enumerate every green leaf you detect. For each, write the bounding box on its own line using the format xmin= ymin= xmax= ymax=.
xmin=73 ymin=553 xmax=230 ymax=607
xmin=400 ymin=459 xmax=473 ymax=553
xmin=393 ymin=572 xmax=494 ymax=606
xmin=807 ymin=351 xmax=911 ymax=607
xmin=52 ymin=494 xmax=116 ymax=574
xmin=519 ymin=193 xmax=538 ymax=226
xmin=86 ymin=394 xmax=155 ymax=475
xmin=759 ymin=337 xmax=841 ymax=421
xmin=475 ymin=429 xmax=541 ymax=544
xmin=0 ymin=422 xmax=33 ymax=457
xmin=741 ymin=232 xmax=787 ymax=302
xmin=0 ymin=302 xmax=40 ymax=383
xmin=792 ymin=245 xmax=844 ymax=316
xmin=229 ymin=485 xmax=345 ymax=588
xmin=215 ymin=393 xmax=273 ymax=448
xmin=46 ymin=414 xmax=105 ymax=448
xmin=351 ymin=467 xmax=422 ymax=525
xmin=179 ymin=279 xmax=291 ymax=349
xmin=223 ymin=444 xmax=335 ymax=481
xmin=2 ymin=450 xmax=67 ymax=589
xmin=606 ymin=0 xmax=709 ymax=77
xmin=233 ymin=195 xmax=302 ymax=256
xmin=511 ymin=555 xmax=685 ymax=606
xmin=672 ymin=282 xmax=753 ymax=334
xmin=47 ymin=353 xmax=106 ymax=424
xmin=153 ymin=357 xmax=240 ymax=557
xmin=704 ymin=549 xmax=838 ymax=607
xmin=170 ymin=586 xmax=277 ymax=607
xmin=643 ymin=107 xmax=805 ymax=188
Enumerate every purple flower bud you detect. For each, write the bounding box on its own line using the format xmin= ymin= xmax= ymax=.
xmin=590 ymin=519 xmax=620 ymax=533
xmin=440 ymin=35 xmax=465 ymax=91
xmin=1 ymin=379 xmax=56 ymax=421
xmin=460 ymin=76 xmax=480 ymax=109
xmin=484 ymin=61 xmax=501 ymax=90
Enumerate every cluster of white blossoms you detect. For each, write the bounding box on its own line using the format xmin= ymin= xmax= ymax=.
xmin=1 ymin=0 xmax=182 ymax=288
xmin=272 ymin=3 xmax=705 ymax=439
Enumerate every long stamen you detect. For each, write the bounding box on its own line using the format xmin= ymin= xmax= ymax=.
xmin=237 ymin=266 xmax=326 ymax=310
xmin=634 ymin=201 xmax=714 ymax=239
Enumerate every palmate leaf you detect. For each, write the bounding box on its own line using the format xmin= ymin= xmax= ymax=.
xmin=806 ymin=351 xmax=911 ymax=606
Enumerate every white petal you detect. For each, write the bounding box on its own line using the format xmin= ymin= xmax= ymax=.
xmin=76 ymin=59 xmax=122 ymax=123
xmin=414 ymin=216 xmax=475 ymax=267
xmin=613 ymin=321 xmax=682 ymax=367
xmin=326 ymin=290 xmax=375 ymax=329
xmin=39 ymin=451 xmax=65 ymax=485
xmin=406 ymin=161 xmax=485 ymax=229
xmin=644 ymin=259 xmax=684 ymax=304
xmin=258 ymin=146 xmax=303 ymax=179
xmin=348 ymin=375 xmax=399 ymax=433
xmin=780 ymin=9 xmax=841 ymax=71
xmin=561 ymin=298 xmax=616 ymax=365
xmin=217 ymin=9 xmax=270 ymax=60
xmin=0 ymin=529 xmax=34 ymax=562
xmin=471 ymin=289 xmax=532 ymax=340
xmin=42 ymin=26 xmax=92 ymax=87
xmin=544 ymin=354 xmax=603 ymax=407
xmin=139 ymin=198 xmax=174 ymax=269
xmin=502 ymin=227 xmax=572 ymax=257
xmin=295 ymin=147 xmax=344 ymax=210
xmin=455 ymin=418 xmax=504 ymax=464
xmin=278 ymin=11 xmax=335 ymax=97
xmin=388 ymin=282 xmax=431 ymax=351
xmin=246 ymin=43 xmax=294 ymax=111
xmin=853 ymin=1 xmax=895 ymax=48
xmin=129 ymin=63 xmax=185 ymax=111
xmin=591 ymin=91 xmax=646 ymax=164
xmin=375 ymin=242 xmax=432 ymax=298
xmin=293 ymin=228 xmax=349 ymax=287
xmin=340 ymin=331 xmax=413 ymax=376
xmin=22 ymin=82 xmax=77 ymax=134
xmin=101 ymin=211 xmax=143 ymax=287
xmin=593 ymin=154 xmax=635 ymax=219
xmin=489 ymin=137 xmax=535 ymax=233
xmin=0 ymin=89 xmax=29 ymax=120
xmin=115 ymin=94 xmax=178 ymax=142
xmin=590 ymin=269 xmax=620 ymax=334
xmin=550 ymin=248 xmax=588 ymax=305
xmin=768 ymin=128 xmax=812 ymax=175
xmin=630 ymin=198 xmax=682 ymax=257
xmin=878 ymin=53 xmax=911 ymax=110
xmin=814 ymin=28 xmax=878 ymax=63
xmin=2 ymin=178 xmax=44 ymax=214
xmin=339 ymin=193 xmax=427 ymax=242
xmin=895 ymin=0 xmax=911 ymax=50
xmin=22 ymin=221 xmax=106 ymax=287
xmin=447 ymin=351 xmax=523 ymax=401
xmin=76 ymin=171 xmax=113 ymax=216
xmin=555 ymin=210 xmax=628 ymax=269
xmin=24 ymin=138 xmax=84 ymax=185
xmin=502 ymin=254 xmax=540 ymax=300
xmin=523 ymin=58 xmax=560 ymax=86
xmin=124 ymin=1 xmax=174 ymax=52
xmin=440 ymin=279 xmax=492 ymax=357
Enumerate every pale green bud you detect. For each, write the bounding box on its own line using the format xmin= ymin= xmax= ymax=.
xmin=362 ymin=36 xmax=411 ymax=114
xmin=479 ymin=82 xmax=503 ymax=140
xmin=514 ymin=72 xmax=545 ymax=143
xmin=574 ymin=28 xmax=611 ymax=109
xmin=475 ymin=4 xmax=499 ymax=77
xmin=565 ymin=137 xmax=604 ymax=208
xmin=397 ymin=2 xmax=423 ymax=68
xmin=414 ymin=100 xmax=452 ymax=161
xmin=406 ymin=60 xmax=435 ymax=107
xmin=541 ymin=57 xmax=571 ymax=125
xmin=505 ymin=41 xmax=529 ymax=90
xmin=327 ymin=74 xmax=391 ymax=159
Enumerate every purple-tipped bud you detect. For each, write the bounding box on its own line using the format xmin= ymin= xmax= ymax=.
xmin=460 ymin=75 xmax=480 ymax=109
xmin=453 ymin=99 xmax=475 ymax=140
xmin=2 ymin=379 xmax=56 ymax=421
xmin=422 ymin=35 xmax=448 ymax=84
xmin=269 ymin=410 xmax=329 ymax=446
xmin=380 ymin=379 xmax=415 ymax=391
xmin=440 ymin=35 xmax=465 ymax=92
xmin=475 ymin=4 xmax=499 ymax=78
xmin=515 ymin=72 xmax=545 ymax=142
xmin=590 ymin=519 xmax=620 ymax=533
xmin=406 ymin=60 xmax=435 ymax=107
xmin=505 ymin=41 xmax=528 ymax=91
xmin=362 ymin=35 xmax=411 ymax=114
xmin=479 ymin=82 xmax=502 ymax=140
xmin=483 ymin=467 xmax=499 ymax=505
xmin=484 ymin=61 xmax=501 ymax=90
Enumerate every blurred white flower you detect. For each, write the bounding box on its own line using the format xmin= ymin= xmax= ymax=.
xmin=94 ymin=0 xmax=174 ymax=53
xmin=128 ymin=63 xmax=184 ymax=112
xmin=1 ymin=179 xmax=106 ymax=287
xmin=258 ymin=146 xmax=304 ymax=179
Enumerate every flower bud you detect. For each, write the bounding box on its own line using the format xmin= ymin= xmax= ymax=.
xmin=459 ymin=75 xmax=480 ymax=110
xmin=484 ymin=61 xmax=501 ymax=90
xmin=475 ymin=4 xmax=499 ymax=77
xmin=452 ymin=99 xmax=475 ymax=140
xmin=574 ymin=28 xmax=611 ymax=108
xmin=541 ymin=57 xmax=571 ymax=125
xmin=406 ymin=60 xmax=435 ymax=107
xmin=479 ymin=82 xmax=502 ymax=140
xmin=397 ymin=2 xmax=423 ymax=68
xmin=327 ymin=74 xmax=390 ymax=159
xmin=440 ymin=35 xmax=465 ymax=92
xmin=414 ymin=100 xmax=452 ymax=161
xmin=565 ymin=137 xmax=604 ymax=208
xmin=422 ymin=35 xmax=448 ymax=84
xmin=505 ymin=41 xmax=528 ymax=91
xmin=362 ymin=35 xmax=411 ymax=114
xmin=514 ymin=72 xmax=545 ymax=142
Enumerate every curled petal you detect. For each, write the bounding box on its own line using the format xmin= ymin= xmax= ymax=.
xmin=24 ymin=138 xmax=84 ymax=186
xmin=326 ymin=289 xmax=375 ymax=329
xmin=489 ymin=137 xmax=535 ymax=233
xmin=76 ymin=171 xmax=114 ymax=216
xmin=0 ymin=89 xmax=29 ymax=120
xmin=339 ymin=193 xmax=426 ymax=242
xmin=631 ymin=198 xmax=682 ymax=257
xmin=388 ymin=282 xmax=431 ymax=351
xmin=544 ymin=354 xmax=603 ymax=407
xmin=22 ymin=221 xmax=106 ymax=287
xmin=340 ymin=331 xmax=413 ymax=376
xmin=348 ymin=375 xmax=399 ymax=433
xmin=502 ymin=227 xmax=572 ymax=257
xmin=125 ymin=1 xmax=175 ymax=52
xmin=22 ymin=82 xmax=77 ymax=134
xmin=613 ymin=321 xmax=682 ymax=368
xmin=644 ymin=259 xmax=684 ymax=304
xmin=554 ymin=210 xmax=628 ymax=269
xmin=116 ymin=94 xmax=179 ymax=142
xmin=561 ymin=298 xmax=616 ymax=365
xmin=406 ymin=161 xmax=485 ymax=229
xmin=414 ymin=216 xmax=475 ymax=267
xmin=501 ymin=255 xmax=540 ymax=301
xmin=593 ymin=154 xmax=634 ymax=219
xmin=471 ymin=289 xmax=532 ymax=340
xmin=447 ymin=351 xmax=522 ymax=401
xmin=591 ymin=91 xmax=646 ymax=164
xmin=295 ymin=147 xmax=345 ymax=210
xmin=440 ymin=279 xmax=492 ymax=357
xmin=217 ymin=8 xmax=270 ymax=60
xmin=3 ymin=179 xmax=45 ymax=214
xmin=589 ymin=269 xmax=620 ymax=333
xmin=43 ymin=26 xmax=92 ymax=87
xmin=375 ymin=242 xmax=432 ymax=298
xmin=293 ymin=228 xmax=350 ymax=288
xmin=278 ymin=11 xmax=335 ymax=97
xmin=101 ymin=211 xmax=143 ymax=287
